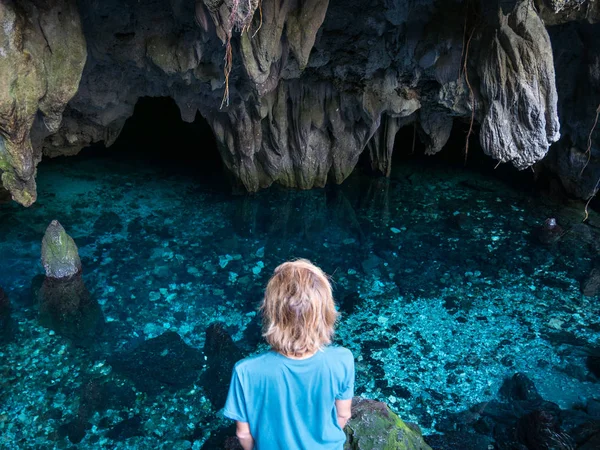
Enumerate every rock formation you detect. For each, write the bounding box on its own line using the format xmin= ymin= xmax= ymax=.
xmin=0 ymin=0 xmax=86 ymax=206
xmin=0 ymin=0 xmax=597 ymax=204
xmin=41 ymin=220 xmax=81 ymax=279
xmin=36 ymin=220 xmax=103 ymax=345
xmin=344 ymin=398 xmax=431 ymax=450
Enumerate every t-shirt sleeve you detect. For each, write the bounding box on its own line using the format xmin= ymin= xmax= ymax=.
xmin=223 ymin=366 xmax=248 ymax=422
xmin=336 ymin=349 xmax=355 ymax=400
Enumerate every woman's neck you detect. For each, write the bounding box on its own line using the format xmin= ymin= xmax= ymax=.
xmin=279 ymin=350 xmax=317 ymax=360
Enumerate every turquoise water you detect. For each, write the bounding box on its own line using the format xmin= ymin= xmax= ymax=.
xmin=0 ymin=145 xmax=599 ymax=449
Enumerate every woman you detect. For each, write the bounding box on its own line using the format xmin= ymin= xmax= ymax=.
xmin=224 ymin=259 xmax=355 ymax=450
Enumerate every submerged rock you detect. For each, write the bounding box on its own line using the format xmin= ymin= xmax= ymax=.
xmin=0 ymin=286 xmax=13 ymax=343
xmin=344 ymin=398 xmax=431 ymax=450
xmin=534 ymin=217 xmax=564 ymax=245
xmin=36 ymin=274 xmax=104 ymax=346
xmin=41 ymin=220 xmax=82 ymax=279
xmin=109 ymin=332 xmax=204 ymax=395
xmin=517 ymin=409 xmax=574 ymax=450
xmin=201 ymin=322 xmax=244 ymax=409
xmin=432 ymin=372 xmax=600 ymax=449
xmin=498 ymin=372 xmax=542 ymax=403
xmin=582 ymin=267 xmax=600 ymax=297
xmin=60 ymin=377 xmax=137 ymax=443
xmin=36 ymin=220 xmax=104 ymax=344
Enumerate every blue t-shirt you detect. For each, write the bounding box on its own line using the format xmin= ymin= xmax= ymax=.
xmin=223 ymin=346 xmax=355 ymax=450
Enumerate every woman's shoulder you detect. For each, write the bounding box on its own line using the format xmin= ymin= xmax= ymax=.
xmin=324 ymin=345 xmax=354 ymax=362
xmin=234 ymin=351 xmax=278 ymax=373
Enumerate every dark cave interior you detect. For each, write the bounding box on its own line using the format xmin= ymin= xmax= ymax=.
xmin=71 ymin=97 xmax=224 ymax=176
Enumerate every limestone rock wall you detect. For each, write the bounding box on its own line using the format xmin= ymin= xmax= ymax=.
xmin=0 ymin=0 xmax=86 ymax=206
xmin=0 ymin=0 xmax=597 ymax=205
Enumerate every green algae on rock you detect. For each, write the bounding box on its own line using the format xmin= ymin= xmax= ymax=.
xmin=344 ymin=398 xmax=432 ymax=450
xmin=41 ymin=220 xmax=82 ymax=279
xmin=0 ymin=0 xmax=86 ymax=206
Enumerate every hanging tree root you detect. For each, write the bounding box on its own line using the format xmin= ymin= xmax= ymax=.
xmin=220 ymin=0 xmax=262 ymax=108
xmin=579 ymin=103 xmax=600 ymax=221
xmin=583 ymin=175 xmax=600 ymax=222
xmin=463 ymin=24 xmax=476 ymax=165
xmin=580 ymin=103 xmax=600 ymax=177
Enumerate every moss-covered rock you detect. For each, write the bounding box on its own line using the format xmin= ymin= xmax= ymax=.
xmin=344 ymin=398 xmax=432 ymax=450
xmin=0 ymin=0 xmax=86 ymax=206
xmin=41 ymin=220 xmax=82 ymax=279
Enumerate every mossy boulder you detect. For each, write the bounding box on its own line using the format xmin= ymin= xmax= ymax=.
xmin=41 ymin=220 xmax=82 ymax=279
xmin=344 ymin=398 xmax=432 ymax=450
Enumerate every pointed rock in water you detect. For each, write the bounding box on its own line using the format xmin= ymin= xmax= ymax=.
xmin=344 ymin=398 xmax=432 ymax=449
xmin=41 ymin=220 xmax=82 ymax=279
xmin=498 ymin=373 xmax=542 ymax=403
xmin=0 ymin=287 xmax=13 ymax=343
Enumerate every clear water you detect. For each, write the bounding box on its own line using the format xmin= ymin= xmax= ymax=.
xmin=1 ymin=147 xmax=599 ymax=449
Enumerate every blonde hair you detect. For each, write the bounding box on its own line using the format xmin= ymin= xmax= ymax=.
xmin=260 ymin=259 xmax=338 ymax=357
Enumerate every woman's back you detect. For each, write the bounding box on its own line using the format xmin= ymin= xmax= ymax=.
xmin=224 ymin=346 xmax=354 ymax=450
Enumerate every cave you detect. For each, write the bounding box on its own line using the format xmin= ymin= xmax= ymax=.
xmin=1 ymin=1 xmax=600 ymax=449
xmin=75 ymin=97 xmax=223 ymax=176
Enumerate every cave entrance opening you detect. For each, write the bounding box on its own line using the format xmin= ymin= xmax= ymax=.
xmin=79 ymin=96 xmax=224 ymax=181
xmin=113 ymin=96 xmax=222 ymax=175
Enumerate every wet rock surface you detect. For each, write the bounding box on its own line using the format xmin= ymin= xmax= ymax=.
xmin=345 ymin=397 xmax=431 ymax=450
xmin=581 ymin=267 xmax=600 ymax=297
xmin=41 ymin=220 xmax=82 ymax=279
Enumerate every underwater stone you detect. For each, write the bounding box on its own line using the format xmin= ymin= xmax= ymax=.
xmin=106 ymin=415 xmax=144 ymax=441
xmin=516 ymin=409 xmax=572 ymax=450
xmin=36 ymin=273 xmax=104 ymax=347
xmin=344 ymin=397 xmax=432 ymax=450
xmin=498 ymin=373 xmax=542 ymax=403
xmin=41 ymin=220 xmax=82 ymax=279
xmin=109 ymin=331 xmax=204 ymax=395
xmin=201 ymin=322 xmax=243 ymax=409
xmin=0 ymin=286 xmax=13 ymax=344
xmin=582 ymin=267 xmax=600 ymax=297
xmin=534 ymin=217 xmax=564 ymax=245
